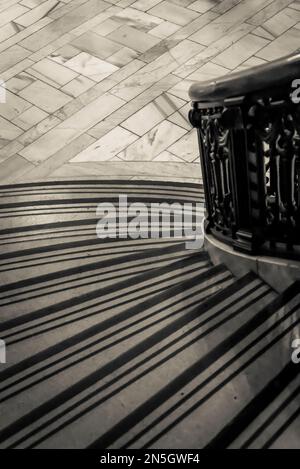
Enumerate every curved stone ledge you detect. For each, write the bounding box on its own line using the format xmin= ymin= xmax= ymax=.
xmin=205 ymin=233 xmax=300 ymax=293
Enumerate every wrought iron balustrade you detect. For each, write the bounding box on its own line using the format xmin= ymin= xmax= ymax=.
xmin=189 ymin=53 xmax=300 ymax=260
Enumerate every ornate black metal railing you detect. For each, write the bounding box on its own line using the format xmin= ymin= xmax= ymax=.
xmin=189 ymin=53 xmax=300 ymax=260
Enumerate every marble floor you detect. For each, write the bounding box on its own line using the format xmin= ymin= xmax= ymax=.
xmin=0 ymin=0 xmax=300 ymax=184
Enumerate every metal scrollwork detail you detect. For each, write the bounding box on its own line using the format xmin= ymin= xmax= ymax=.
xmin=247 ymin=98 xmax=300 ymax=246
xmin=199 ymin=109 xmax=235 ymax=234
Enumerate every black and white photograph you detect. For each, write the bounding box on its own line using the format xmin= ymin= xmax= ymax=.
xmin=0 ymin=0 xmax=299 ymax=457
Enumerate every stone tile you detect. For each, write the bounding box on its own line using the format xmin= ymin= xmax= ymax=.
xmin=168 ymin=129 xmax=199 ymax=162
xmin=49 ymin=44 xmax=80 ymax=64
xmin=110 ymin=52 xmax=178 ymax=101
xmin=64 ymin=52 xmax=119 ymax=82
xmin=212 ymin=33 xmax=269 ymax=69
xmin=149 ymin=21 xmax=181 ymax=39
xmin=170 ymin=10 xmax=218 ymax=41
xmin=189 ymin=0 xmax=273 ymax=45
xmin=0 ymin=45 xmax=31 ymax=73
xmin=71 ymin=31 xmax=122 ymax=59
xmin=233 ymin=55 xmax=267 ymax=72
xmin=149 ymin=1 xmax=199 ymax=25
xmin=168 ymin=79 xmax=193 ymax=101
xmin=247 ymin=0 xmax=296 ymax=25
xmin=252 ymin=25 xmax=275 ymax=41
xmin=189 ymin=0 xmax=221 ymax=13
xmin=256 ymin=27 xmax=300 ymax=60
xmin=259 ymin=7 xmax=300 ymax=37
xmin=0 ymin=140 xmax=24 ymax=164
xmin=107 ymin=47 xmax=139 ymax=67
xmin=0 ymin=89 xmax=31 ymax=121
xmin=0 ymin=23 xmax=21 ymax=43
xmin=188 ymin=61 xmax=230 ymax=80
xmin=175 ymin=22 xmax=254 ymax=78
xmin=5 ymin=72 xmax=36 ymax=94
xmin=19 ymin=93 xmax=125 ymax=163
xmin=87 ymin=73 xmax=180 ymax=139
xmin=112 ymin=7 xmax=163 ymax=32
xmin=19 ymin=80 xmax=73 ymax=113
xmin=2 ymin=0 xmax=300 ymax=185
xmin=0 ymin=116 xmax=24 ymax=148
xmin=20 ymin=0 xmax=48 ymax=7
xmin=21 ymin=133 xmax=96 ymax=180
xmin=71 ymin=126 xmax=138 ymax=162
xmin=0 ymin=4 xmax=29 ymax=27
xmin=28 ymin=58 xmax=78 ymax=88
xmin=111 ymin=40 xmax=203 ymax=101
xmin=17 ymin=114 xmax=62 ymax=147
xmin=92 ymin=18 xmax=121 ymax=36
xmin=12 ymin=106 xmax=49 ymax=131
xmin=0 ymin=154 xmax=34 ymax=183
xmin=118 ymin=120 xmax=187 ymax=161
xmin=212 ymin=0 xmax=242 ymax=14
xmin=108 ymin=25 xmax=160 ymax=53
xmin=167 ymin=103 xmax=191 ymax=131
xmin=15 ymin=0 xmax=59 ymax=27
xmin=61 ymin=75 xmax=95 ymax=98
xmin=121 ymin=93 xmax=185 ymax=136
xmin=167 ymin=0 xmax=196 ymax=6
xmin=290 ymin=1 xmax=300 ymax=10
xmin=20 ymin=0 xmax=109 ymax=51
xmin=131 ymin=0 xmax=162 ymax=11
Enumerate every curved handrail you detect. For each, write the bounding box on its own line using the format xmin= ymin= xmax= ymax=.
xmin=189 ymin=53 xmax=300 ymax=260
xmin=189 ymin=52 xmax=300 ymax=103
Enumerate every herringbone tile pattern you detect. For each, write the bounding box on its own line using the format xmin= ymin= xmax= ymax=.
xmin=0 ymin=0 xmax=300 ymax=184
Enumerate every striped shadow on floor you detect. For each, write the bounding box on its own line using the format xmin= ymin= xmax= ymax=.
xmin=0 ymin=180 xmax=299 ymax=449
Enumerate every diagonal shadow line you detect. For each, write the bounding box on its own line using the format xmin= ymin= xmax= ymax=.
xmin=0 ymin=226 xmax=198 ymax=263
xmin=262 ymin=405 xmax=300 ymax=448
xmin=0 ymin=253 xmax=206 ymax=334
xmin=3 ymin=264 xmax=223 ymax=344
xmin=138 ymin=314 xmax=300 ymax=451
xmin=0 ymin=269 xmax=236 ymax=397
xmin=0 ymin=242 xmax=194 ymax=295
xmin=0 ymin=254 xmax=199 ymax=306
xmin=205 ymin=364 xmax=300 ymax=449
xmin=86 ymin=283 xmax=300 ymax=449
xmin=241 ymin=382 xmax=300 ymax=448
xmin=1 ymin=280 xmax=269 ymax=438
xmin=19 ymin=285 xmax=277 ymax=449
xmin=0 ymin=273 xmax=261 ymax=447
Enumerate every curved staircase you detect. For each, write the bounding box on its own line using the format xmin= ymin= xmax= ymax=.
xmin=0 ymin=180 xmax=299 ymax=449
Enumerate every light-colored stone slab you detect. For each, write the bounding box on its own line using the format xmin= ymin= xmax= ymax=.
xmin=149 ymin=1 xmax=199 ymax=25
xmin=121 ymin=93 xmax=185 ymax=136
xmin=168 ymin=129 xmax=199 ymax=162
xmin=28 ymin=58 xmax=78 ymax=88
xmin=0 ymin=89 xmax=31 ymax=121
xmin=112 ymin=7 xmax=163 ymax=32
xmin=118 ymin=120 xmax=187 ymax=161
xmin=212 ymin=34 xmax=269 ymax=69
xmin=61 ymin=75 xmax=95 ymax=98
xmin=0 ymin=116 xmax=24 ymax=148
xmin=71 ymin=31 xmax=122 ymax=59
xmin=12 ymin=106 xmax=49 ymax=131
xmin=15 ymin=0 xmax=59 ymax=27
xmin=256 ymin=27 xmax=300 ymax=60
xmin=71 ymin=126 xmax=138 ymax=162
xmin=19 ymin=80 xmax=72 ymax=113
xmin=19 ymin=93 xmax=125 ymax=163
xmin=64 ymin=52 xmax=119 ymax=82
xmin=107 ymin=25 xmax=160 ymax=53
